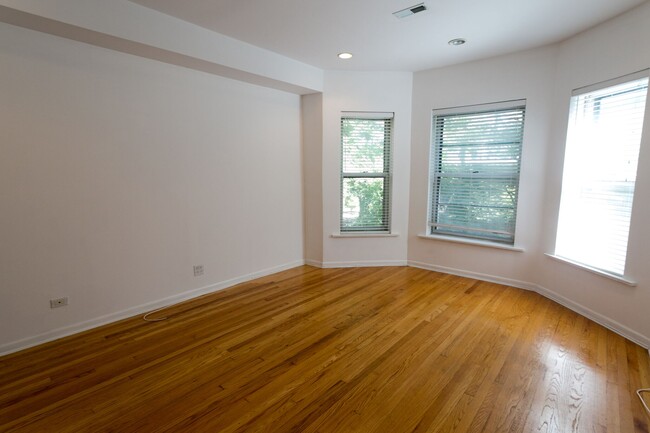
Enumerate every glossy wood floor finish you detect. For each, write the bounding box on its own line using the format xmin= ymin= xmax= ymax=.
xmin=1 ymin=266 xmax=649 ymax=432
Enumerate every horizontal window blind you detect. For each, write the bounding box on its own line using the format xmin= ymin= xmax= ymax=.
xmin=555 ymin=71 xmax=649 ymax=275
xmin=429 ymin=102 xmax=525 ymax=243
xmin=341 ymin=113 xmax=393 ymax=232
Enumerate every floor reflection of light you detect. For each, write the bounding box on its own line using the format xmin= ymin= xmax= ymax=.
xmin=530 ymin=341 xmax=606 ymax=431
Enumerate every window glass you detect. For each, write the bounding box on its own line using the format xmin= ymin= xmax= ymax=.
xmin=429 ymin=102 xmax=526 ymax=244
xmin=555 ymin=72 xmax=649 ymax=275
xmin=341 ymin=115 xmax=392 ymax=232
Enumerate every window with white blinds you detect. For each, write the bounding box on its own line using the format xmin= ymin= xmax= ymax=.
xmin=340 ymin=112 xmax=393 ymax=232
xmin=429 ymin=101 xmax=526 ymax=244
xmin=555 ymin=70 xmax=649 ymax=276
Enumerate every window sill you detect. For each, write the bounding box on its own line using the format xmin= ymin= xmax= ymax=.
xmin=417 ymin=234 xmax=524 ymax=252
xmin=544 ymin=254 xmax=637 ymax=287
xmin=331 ymin=233 xmax=399 ymax=238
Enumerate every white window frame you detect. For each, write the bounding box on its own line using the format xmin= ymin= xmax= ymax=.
xmin=427 ymin=100 xmax=526 ymax=245
xmin=340 ymin=112 xmax=393 ymax=233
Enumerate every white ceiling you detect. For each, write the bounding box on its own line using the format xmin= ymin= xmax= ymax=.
xmin=128 ymin=0 xmax=647 ymax=72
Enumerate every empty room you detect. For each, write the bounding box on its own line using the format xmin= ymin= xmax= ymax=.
xmin=1 ymin=0 xmax=650 ymax=431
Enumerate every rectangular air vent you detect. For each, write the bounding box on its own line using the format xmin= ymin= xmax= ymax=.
xmin=393 ymin=3 xmax=427 ymax=19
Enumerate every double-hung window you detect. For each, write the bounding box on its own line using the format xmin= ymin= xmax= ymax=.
xmin=428 ymin=101 xmax=526 ymax=244
xmin=340 ymin=112 xmax=393 ymax=232
xmin=555 ymin=71 xmax=649 ymax=276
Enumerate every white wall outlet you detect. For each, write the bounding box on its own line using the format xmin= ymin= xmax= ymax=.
xmin=50 ymin=297 xmax=68 ymax=308
xmin=193 ymin=265 xmax=204 ymax=277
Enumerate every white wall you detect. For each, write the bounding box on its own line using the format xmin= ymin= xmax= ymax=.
xmin=321 ymin=71 xmax=413 ymax=266
xmin=408 ymin=2 xmax=650 ymax=347
xmin=0 ymin=23 xmax=304 ymax=352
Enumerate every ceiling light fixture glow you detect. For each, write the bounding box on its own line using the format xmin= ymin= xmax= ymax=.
xmin=338 ymin=52 xmax=353 ymax=60
xmin=448 ymin=38 xmax=466 ymax=46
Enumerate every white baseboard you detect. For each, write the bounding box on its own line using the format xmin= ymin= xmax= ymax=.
xmin=3 ymin=258 xmax=647 ymax=355
xmin=0 ymin=260 xmax=305 ymax=357
xmin=408 ymin=260 xmax=649 ymax=349
xmin=532 ymin=284 xmax=649 ymax=349
xmin=407 ymin=261 xmax=537 ymax=291
xmin=319 ymin=260 xmax=407 ymax=268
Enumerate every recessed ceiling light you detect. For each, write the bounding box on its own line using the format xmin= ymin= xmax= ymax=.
xmin=338 ymin=52 xmax=353 ymax=60
xmin=448 ymin=38 xmax=466 ymax=46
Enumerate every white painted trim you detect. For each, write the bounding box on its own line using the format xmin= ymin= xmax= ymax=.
xmin=0 ymin=260 xmax=305 ymax=356
xmin=417 ymin=234 xmax=524 ymax=252
xmin=407 ymin=260 xmax=649 ymax=349
xmin=407 ymin=260 xmax=537 ymax=291
xmin=331 ymin=233 xmax=399 ymax=238
xmin=320 ymin=260 xmax=407 ymax=268
xmin=544 ymin=253 xmax=637 ymax=286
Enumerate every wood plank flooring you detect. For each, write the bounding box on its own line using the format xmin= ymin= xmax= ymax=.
xmin=0 ymin=266 xmax=648 ymax=432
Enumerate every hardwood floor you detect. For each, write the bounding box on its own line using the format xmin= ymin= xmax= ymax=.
xmin=1 ymin=266 xmax=649 ymax=432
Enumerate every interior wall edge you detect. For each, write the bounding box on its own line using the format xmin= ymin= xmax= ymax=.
xmin=0 ymin=4 xmax=322 ymax=95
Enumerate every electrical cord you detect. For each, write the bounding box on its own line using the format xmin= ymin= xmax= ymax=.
xmin=639 ymin=388 xmax=650 ymax=416
xmin=142 ymin=305 xmax=170 ymax=322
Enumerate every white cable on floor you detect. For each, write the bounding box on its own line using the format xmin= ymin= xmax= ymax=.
xmin=638 ymin=388 xmax=650 ymax=416
xmin=142 ymin=305 xmax=170 ymax=322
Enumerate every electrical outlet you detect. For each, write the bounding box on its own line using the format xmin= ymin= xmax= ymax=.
xmin=50 ymin=297 xmax=68 ymax=308
xmin=193 ymin=265 xmax=204 ymax=277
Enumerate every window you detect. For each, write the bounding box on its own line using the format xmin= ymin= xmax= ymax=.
xmin=340 ymin=112 xmax=393 ymax=232
xmin=555 ymin=71 xmax=649 ymax=276
xmin=428 ymin=101 xmax=526 ymax=244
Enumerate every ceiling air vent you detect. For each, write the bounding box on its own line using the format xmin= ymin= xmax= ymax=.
xmin=393 ymin=3 xmax=427 ymax=19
